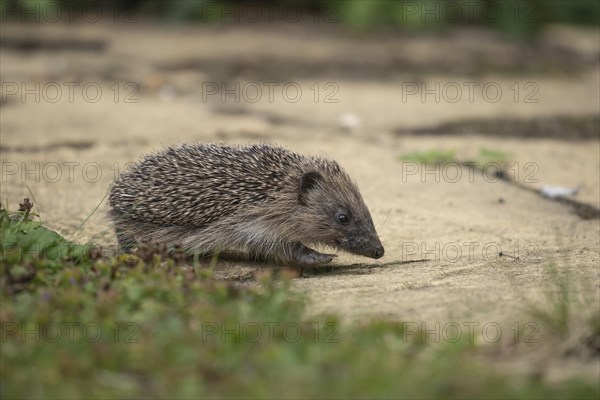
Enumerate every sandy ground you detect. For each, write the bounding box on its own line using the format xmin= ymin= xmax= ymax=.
xmin=2 ymin=22 xmax=599 ymax=339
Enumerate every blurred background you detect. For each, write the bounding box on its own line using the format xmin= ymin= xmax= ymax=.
xmin=1 ymin=2 xmax=600 ymax=398
xmin=3 ymin=0 xmax=600 ymax=31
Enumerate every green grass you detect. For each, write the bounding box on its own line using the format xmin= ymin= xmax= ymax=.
xmin=399 ymin=149 xmax=457 ymax=164
xmin=1 ymin=201 xmax=598 ymax=399
xmin=523 ymin=264 xmax=600 ymax=360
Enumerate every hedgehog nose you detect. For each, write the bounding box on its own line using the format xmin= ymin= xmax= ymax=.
xmin=373 ymin=246 xmax=385 ymax=259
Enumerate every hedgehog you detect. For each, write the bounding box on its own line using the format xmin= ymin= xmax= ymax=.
xmin=108 ymin=143 xmax=384 ymax=264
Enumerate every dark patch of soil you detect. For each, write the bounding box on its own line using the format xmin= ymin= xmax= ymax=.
xmin=0 ymin=36 xmax=107 ymax=52
xmin=0 ymin=140 xmax=96 ymax=153
xmin=396 ymin=115 xmax=600 ymax=140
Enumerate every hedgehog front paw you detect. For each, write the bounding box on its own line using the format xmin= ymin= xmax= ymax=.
xmin=309 ymin=252 xmax=336 ymax=265
xmin=294 ymin=245 xmax=336 ymax=265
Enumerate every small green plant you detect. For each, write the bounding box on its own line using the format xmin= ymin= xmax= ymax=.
xmin=399 ymin=149 xmax=456 ymax=164
xmin=1 ymin=200 xmax=92 ymax=268
xmin=399 ymin=147 xmax=511 ymax=165
xmin=477 ymin=147 xmax=510 ymax=163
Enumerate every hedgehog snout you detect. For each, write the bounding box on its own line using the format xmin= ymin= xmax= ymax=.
xmin=355 ymin=242 xmax=385 ymax=260
xmin=338 ymin=233 xmax=384 ymax=260
xmin=364 ymin=240 xmax=385 ymax=259
xmin=372 ymin=245 xmax=385 ymax=259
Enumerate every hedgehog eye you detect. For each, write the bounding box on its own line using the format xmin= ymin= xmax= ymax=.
xmin=337 ymin=213 xmax=349 ymax=224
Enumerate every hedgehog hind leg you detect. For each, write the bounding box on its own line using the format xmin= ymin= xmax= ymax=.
xmin=115 ymin=225 xmax=138 ymax=253
xmin=109 ymin=211 xmax=138 ymax=253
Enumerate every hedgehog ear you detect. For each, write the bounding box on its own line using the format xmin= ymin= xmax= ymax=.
xmin=298 ymin=171 xmax=323 ymax=205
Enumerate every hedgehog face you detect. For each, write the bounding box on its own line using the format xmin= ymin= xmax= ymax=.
xmin=296 ymin=170 xmax=384 ymax=259
xmin=330 ymin=206 xmax=385 ymax=260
